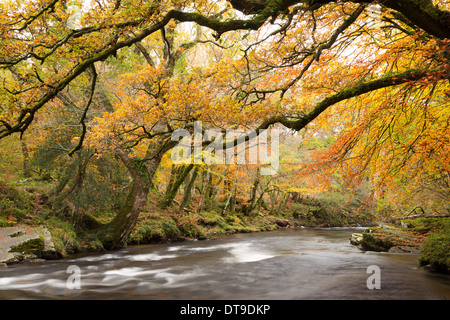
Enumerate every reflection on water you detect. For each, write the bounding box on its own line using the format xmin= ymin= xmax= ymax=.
xmin=0 ymin=228 xmax=449 ymax=299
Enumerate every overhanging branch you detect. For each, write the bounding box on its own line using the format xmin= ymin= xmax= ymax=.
xmin=0 ymin=3 xmax=280 ymax=140
xmin=1 ymin=0 xmax=448 ymax=141
xmin=277 ymin=69 xmax=431 ymax=131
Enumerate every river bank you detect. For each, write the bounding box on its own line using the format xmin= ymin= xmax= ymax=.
xmin=2 ymin=212 xmax=449 ymax=275
xmin=1 ymin=179 xmax=448 ymax=274
xmin=0 ymin=196 xmax=376 ymax=267
xmin=0 ymin=209 xmax=368 ymax=267
xmin=349 ymin=217 xmax=450 ymax=274
xmin=1 ymin=177 xmax=378 ymax=265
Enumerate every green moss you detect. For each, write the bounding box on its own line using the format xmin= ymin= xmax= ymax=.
xmin=177 ymin=218 xmax=206 ymax=240
xmin=418 ymin=232 xmax=450 ymax=273
xmin=162 ymin=220 xmax=182 ymax=239
xmin=129 ymin=217 xmax=191 ymax=244
xmin=198 ymin=211 xmax=227 ymax=228
xmin=359 ymin=228 xmax=395 ymax=252
xmin=401 ymin=217 xmax=448 ymax=234
xmin=44 ymin=217 xmax=82 ymax=257
xmin=0 ymin=180 xmax=34 ymax=225
xmin=0 ymin=215 xmax=10 ymax=227
xmin=79 ymin=233 xmax=105 ymax=252
xmin=10 ymin=236 xmax=45 ymax=254
xmin=130 ymin=220 xmax=167 ymax=244
xmin=418 ymin=219 xmax=450 ymax=274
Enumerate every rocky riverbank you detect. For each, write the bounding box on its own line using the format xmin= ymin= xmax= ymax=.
xmin=2 ymin=217 xmax=448 ymax=276
xmin=349 ymin=217 xmax=450 ymax=274
xmin=350 ymin=225 xmax=424 ymax=254
xmin=0 ymin=224 xmax=61 ymax=267
xmin=1 ymin=177 xmax=378 ymax=266
xmin=0 ymin=208 xmax=368 ymax=267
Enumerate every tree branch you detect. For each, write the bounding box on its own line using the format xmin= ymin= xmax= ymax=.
xmin=68 ymin=64 xmax=97 ymax=156
xmin=1 ymin=0 xmax=448 ymax=141
xmin=277 ymin=69 xmax=431 ymax=131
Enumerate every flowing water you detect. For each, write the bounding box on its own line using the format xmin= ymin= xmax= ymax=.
xmin=0 ymin=228 xmax=449 ymax=300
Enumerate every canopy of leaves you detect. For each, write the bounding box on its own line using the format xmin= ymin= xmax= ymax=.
xmin=0 ymin=0 xmax=448 ymax=217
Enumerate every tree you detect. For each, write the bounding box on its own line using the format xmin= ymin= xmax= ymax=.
xmin=1 ymin=0 xmax=448 ymax=139
xmin=1 ymin=0 xmax=448 ymax=248
xmin=85 ymin=22 xmax=278 ymax=247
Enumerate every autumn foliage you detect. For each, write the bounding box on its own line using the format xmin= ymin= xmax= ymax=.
xmin=0 ymin=0 xmax=448 ymax=248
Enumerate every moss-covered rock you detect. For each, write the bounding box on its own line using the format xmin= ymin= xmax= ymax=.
xmin=418 ymin=233 xmax=450 ymax=274
xmin=358 ymin=228 xmax=395 ymax=252
xmin=350 ymin=218 xmax=449 ymax=274
xmin=129 ymin=219 xmax=181 ymax=244
xmin=349 ymin=233 xmax=363 ymax=246
xmin=352 ymin=225 xmax=426 ymax=253
xmin=9 ymin=236 xmax=45 ymax=254
xmin=198 ymin=211 xmax=227 ymax=228
xmin=0 ymin=225 xmax=61 ymax=265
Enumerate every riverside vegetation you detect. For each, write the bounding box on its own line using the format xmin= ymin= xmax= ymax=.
xmin=1 ymin=176 xmax=376 ymax=255
xmin=1 ymin=174 xmax=448 ymax=274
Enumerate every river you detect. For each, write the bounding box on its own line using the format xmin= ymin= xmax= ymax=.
xmin=0 ymin=228 xmax=449 ymax=300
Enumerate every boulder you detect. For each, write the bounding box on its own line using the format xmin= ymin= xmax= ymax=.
xmin=0 ymin=224 xmax=60 ymax=265
xmin=274 ymin=219 xmax=298 ymax=228
xmin=358 ymin=229 xmax=395 ymax=252
xmin=349 ymin=233 xmax=363 ymax=246
xmin=275 ymin=219 xmax=290 ymax=227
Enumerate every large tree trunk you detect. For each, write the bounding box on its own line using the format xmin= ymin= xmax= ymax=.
xmin=96 ymin=165 xmax=151 ymax=249
xmin=244 ymin=168 xmax=260 ymax=215
xmin=197 ymin=167 xmax=211 ymax=212
xmin=222 ymin=167 xmax=240 ymax=215
xmin=94 ymin=145 xmax=169 ymax=249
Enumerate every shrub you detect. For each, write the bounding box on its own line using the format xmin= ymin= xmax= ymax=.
xmin=177 ymin=215 xmax=206 ymax=239
xmin=0 ymin=180 xmax=34 ymax=225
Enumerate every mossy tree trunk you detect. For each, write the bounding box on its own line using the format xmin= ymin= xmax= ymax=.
xmin=179 ymin=166 xmax=199 ymax=210
xmin=222 ymin=167 xmax=239 ymax=215
xmin=96 ymin=163 xmax=151 ymax=249
xmin=94 ymin=140 xmax=175 ymax=250
xmin=197 ymin=167 xmax=211 ymax=212
xmin=244 ymin=168 xmax=260 ymax=215
xmin=160 ymin=164 xmax=194 ymax=208
xmin=21 ymin=140 xmax=31 ymax=178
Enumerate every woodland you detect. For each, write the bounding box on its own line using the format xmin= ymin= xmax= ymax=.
xmin=0 ymin=0 xmax=448 ymax=271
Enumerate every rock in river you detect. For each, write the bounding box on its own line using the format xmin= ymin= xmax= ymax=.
xmin=349 ymin=233 xmax=363 ymax=246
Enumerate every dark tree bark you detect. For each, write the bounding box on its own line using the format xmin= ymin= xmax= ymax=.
xmin=244 ymin=168 xmax=260 ymax=215
xmin=94 ymin=139 xmax=177 ymax=249
xmin=96 ymin=155 xmax=152 ymax=249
